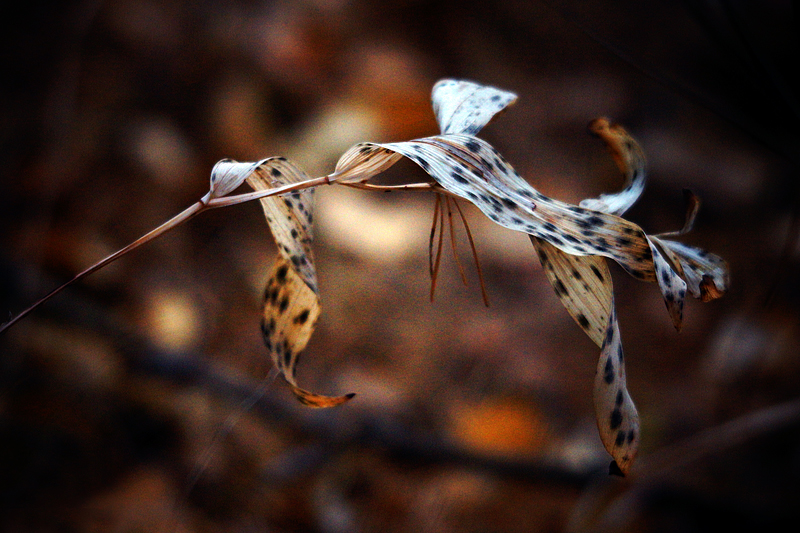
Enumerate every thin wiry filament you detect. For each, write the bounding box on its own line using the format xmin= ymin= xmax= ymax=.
xmin=429 ymin=194 xmax=445 ymax=301
xmin=429 ymin=194 xmax=441 ymax=280
xmin=445 ymin=196 xmax=469 ymax=286
xmin=428 ymin=194 xmax=490 ymax=307
xmin=453 ymin=198 xmax=490 ymax=307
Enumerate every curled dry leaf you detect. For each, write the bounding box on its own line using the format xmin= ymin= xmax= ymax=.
xmin=531 ymin=120 xmax=646 ymax=471
xmin=208 ymin=158 xmax=256 ymax=199
xmin=324 ymin=79 xmax=728 ymax=472
xmin=579 ymin=118 xmax=647 ymax=216
xmin=431 ymin=78 xmax=518 ymax=135
xmin=200 ymin=79 xmax=727 ymax=472
xmin=594 ymin=305 xmax=640 ymax=474
xmin=210 ymin=157 xmax=353 ymax=407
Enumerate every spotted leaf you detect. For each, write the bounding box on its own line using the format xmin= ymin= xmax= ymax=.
xmin=594 ymin=305 xmax=640 ymax=474
xmin=209 ymin=158 xmax=256 ymax=199
xmin=655 ymin=239 xmax=729 ymax=302
xmin=530 ymin=121 xmax=648 ymax=471
xmin=650 ymin=191 xmax=728 ymax=303
xmin=530 ymin=117 xmax=648 ymax=344
xmin=649 ymin=237 xmax=688 ymax=331
xmin=246 ymin=158 xmax=317 ymax=292
xmin=244 ymin=157 xmax=353 ymax=407
xmin=579 ymin=118 xmax=646 ymax=216
xmin=532 ymin=237 xmax=612 ymax=346
xmin=431 ymin=78 xmax=518 ymax=135
xmin=325 ymin=79 xmax=727 ymax=472
xmin=531 ymin=234 xmax=640 ymax=472
xmin=332 ymin=134 xmax=656 ymax=283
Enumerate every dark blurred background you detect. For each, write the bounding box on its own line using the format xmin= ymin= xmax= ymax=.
xmin=2 ymin=1 xmax=799 ymax=531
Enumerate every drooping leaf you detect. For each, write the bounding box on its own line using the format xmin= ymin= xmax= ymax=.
xmin=213 ymin=156 xmax=353 ymax=407
xmin=648 ymin=236 xmax=688 ymax=331
xmin=259 ymin=257 xmax=351 ymax=407
xmin=529 ymin=119 xmax=647 ymax=471
xmin=245 ymin=157 xmax=318 ymax=293
xmin=594 ymin=305 xmax=640 ymax=475
xmin=532 ymin=236 xmax=612 ymax=347
xmin=529 ymin=115 xmax=646 ymax=344
xmin=326 ymin=79 xmax=728 ymax=472
xmin=533 ymin=237 xmax=640 ymax=472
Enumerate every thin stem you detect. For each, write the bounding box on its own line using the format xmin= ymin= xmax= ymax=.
xmin=428 ymin=195 xmax=441 ymax=281
xmin=453 ymin=199 xmax=490 ymax=307
xmin=206 ymin=175 xmax=332 ymax=208
xmin=429 ymin=195 xmax=446 ymax=302
xmin=1 ymin=170 xmax=448 ymax=335
xmin=1 ymin=172 xmax=336 ymax=335
xmin=445 ymin=196 xmax=469 ymax=286
xmin=1 ymin=201 xmax=208 ymax=335
xmin=340 ymin=182 xmax=440 ymax=192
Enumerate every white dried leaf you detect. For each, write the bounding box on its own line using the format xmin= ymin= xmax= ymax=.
xmin=208 ymin=158 xmax=256 ymax=198
xmin=431 ymin=78 xmax=517 ymax=135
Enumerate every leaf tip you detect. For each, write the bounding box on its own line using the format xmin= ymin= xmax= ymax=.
xmin=699 ymin=275 xmax=726 ymax=302
xmin=608 ymin=460 xmax=625 ymax=477
xmin=588 ymin=117 xmax=612 ymax=135
xmin=290 ymin=384 xmax=355 ymax=408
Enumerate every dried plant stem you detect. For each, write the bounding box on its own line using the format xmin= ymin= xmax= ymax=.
xmin=1 ymin=173 xmax=458 ymax=335
xmin=428 ymin=194 xmax=444 ymax=301
xmin=0 ymin=168 xmax=486 ymax=334
xmin=340 ymin=182 xmax=441 ymax=193
xmin=445 ymin=197 xmax=470 ymax=286
xmin=1 ymin=201 xmax=208 ymax=335
xmin=453 ymin=199 xmax=490 ymax=307
xmin=205 ymin=175 xmax=333 ymax=208
xmin=1 ymin=175 xmax=337 ymax=336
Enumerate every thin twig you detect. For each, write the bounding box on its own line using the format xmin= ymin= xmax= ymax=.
xmin=340 ymin=181 xmax=439 ymax=192
xmin=1 ymin=173 xmax=337 ymax=335
xmin=1 ymin=200 xmax=208 ymax=335
xmin=205 ymin=175 xmax=332 ymax=208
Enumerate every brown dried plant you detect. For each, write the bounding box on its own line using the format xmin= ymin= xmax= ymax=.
xmin=1 ymin=79 xmax=728 ymax=474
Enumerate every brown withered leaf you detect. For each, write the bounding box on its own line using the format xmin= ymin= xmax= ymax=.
xmin=324 ymin=79 xmax=729 ymax=472
xmin=530 ymin=119 xmax=645 ymax=471
xmin=594 ymin=304 xmax=640 ymax=474
xmin=210 ymin=157 xmax=353 ymax=407
xmin=532 ymin=237 xmax=612 ymax=346
xmin=579 ymin=118 xmax=647 ymax=216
